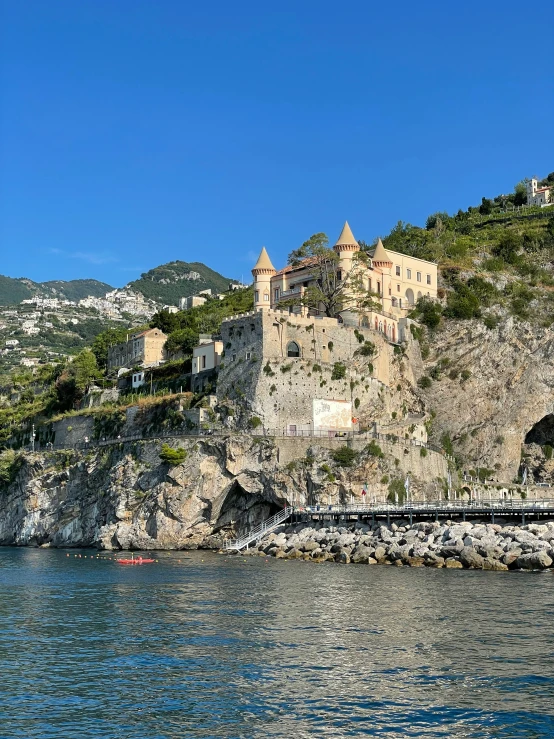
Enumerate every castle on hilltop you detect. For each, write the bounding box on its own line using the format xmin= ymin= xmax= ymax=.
xmin=215 ymin=222 xmax=435 ymax=438
xmin=252 ymin=222 xmax=438 ymax=343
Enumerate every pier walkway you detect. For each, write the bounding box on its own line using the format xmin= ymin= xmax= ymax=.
xmin=224 ymin=499 xmax=554 ymax=551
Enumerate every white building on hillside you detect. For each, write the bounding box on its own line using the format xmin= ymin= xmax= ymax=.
xmin=526 ymin=178 xmax=552 ymax=207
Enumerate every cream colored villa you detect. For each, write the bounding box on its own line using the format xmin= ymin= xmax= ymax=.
xmin=252 ymin=222 xmax=438 ymax=343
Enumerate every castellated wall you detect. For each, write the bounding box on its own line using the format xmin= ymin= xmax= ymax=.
xmin=217 ymin=310 xmax=422 ymax=434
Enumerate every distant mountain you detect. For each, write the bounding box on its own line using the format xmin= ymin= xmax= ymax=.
xmin=0 ymin=259 xmax=233 ymax=308
xmin=0 ymin=275 xmax=114 ymax=306
xmin=127 ymin=261 xmax=235 ymax=306
xmin=0 ymin=275 xmax=34 ymax=305
xmin=41 ymin=279 xmax=113 ymax=301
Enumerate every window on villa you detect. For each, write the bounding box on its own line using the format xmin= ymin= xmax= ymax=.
xmin=274 ymin=288 xmax=280 ymax=302
xmin=426 ymin=274 xmax=431 ymax=284
xmin=417 ymin=272 xmax=421 ymax=282
xmin=377 ymin=281 xmax=381 ymax=295
xmin=396 ymin=266 xmax=401 ymax=276
xmin=202 ymin=355 xmax=206 ymax=369
xmin=254 ymin=291 xmax=259 ymax=302
xmin=287 ymin=341 xmax=300 ymax=358
xmin=232 ymin=354 xmax=236 ymax=362
xmin=337 ymin=271 xmax=342 ymax=282
xmin=245 ymin=352 xmax=251 ymax=360
xmin=388 ymin=286 xmax=391 ymax=295
xmin=397 ymin=284 xmax=400 ymax=292
xmin=407 ymin=269 xmax=411 ymax=279
xmin=263 ymin=292 xmax=269 ymax=301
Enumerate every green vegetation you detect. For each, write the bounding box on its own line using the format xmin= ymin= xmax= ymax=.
xmin=331 ymin=446 xmax=358 ymax=467
xmin=365 ymin=440 xmax=384 ymax=458
xmin=331 ymin=362 xmax=346 ymax=380
xmin=159 ymin=443 xmax=187 ymax=465
xmin=129 ymin=261 xmax=232 ymax=306
xmin=151 ymin=288 xmax=253 ymax=362
xmin=249 ymin=416 xmax=262 ymax=429
xmin=0 ymin=275 xmax=113 ymax=306
xmin=387 ymin=478 xmax=406 ymax=504
xmin=0 ymin=450 xmax=25 ymax=490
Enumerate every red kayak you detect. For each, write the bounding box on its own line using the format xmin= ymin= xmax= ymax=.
xmin=116 ymin=556 xmax=155 ymax=565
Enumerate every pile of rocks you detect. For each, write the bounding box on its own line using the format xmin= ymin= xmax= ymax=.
xmin=248 ymin=519 xmax=554 ymax=570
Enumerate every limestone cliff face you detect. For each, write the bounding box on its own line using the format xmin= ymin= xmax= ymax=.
xmin=0 ymin=434 xmax=448 ymax=550
xmin=416 ymin=316 xmax=554 ymax=482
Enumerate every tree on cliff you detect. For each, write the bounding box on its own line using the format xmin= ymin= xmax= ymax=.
xmin=55 ymin=349 xmax=101 ymax=411
xmin=91 ymin=327 xmax=129 ymax=370
xmin=280 ymin=233 xmax=380 ymax=318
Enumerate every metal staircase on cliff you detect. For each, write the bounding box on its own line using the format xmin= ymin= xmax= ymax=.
xmin=224 ymin=507 xmax=294 ymax=551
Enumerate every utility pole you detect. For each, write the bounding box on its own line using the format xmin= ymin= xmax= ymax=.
xmin=31 ymin=424 xmax=35 ymax=453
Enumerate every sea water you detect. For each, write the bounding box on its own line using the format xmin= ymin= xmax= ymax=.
xmin=0 ymin=548 xmax=552 ymax=738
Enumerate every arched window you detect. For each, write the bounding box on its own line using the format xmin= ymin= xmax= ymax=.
xmin=287 ymin=341 xmax=300 ymax=358
xmin=361 ymin=315 xmax=370 ymax=328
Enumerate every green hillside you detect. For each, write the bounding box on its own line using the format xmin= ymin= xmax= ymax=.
xmin=0 ymin=276 xmax=34 ymax=305
xmin=0 ymin=275 xmax=113 ymax=305
xmin=128 ymin=261 xmax=234 ymax=306
xmin=41 ymin=279 xmax=113 ymax=301
xmin=367 ymin=174 xmax=554 ymax=329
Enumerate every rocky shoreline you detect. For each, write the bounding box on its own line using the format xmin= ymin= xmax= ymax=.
xmin=243 ymin=519 xmax=554 ymax=570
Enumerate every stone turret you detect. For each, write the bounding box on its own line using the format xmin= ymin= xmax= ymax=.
xmin=333 ymin=221 xmax=360 ymax=272
xmin=371 ymin=238 xmax=393 ymax=269
xmin=252 ymin=247 xmax=276 ymax=311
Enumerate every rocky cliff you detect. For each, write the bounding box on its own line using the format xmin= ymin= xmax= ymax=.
xmin=0 ymin=434 xmax=448 ymax=550
xmin=415 ymin=316 xmax=554 ymax=484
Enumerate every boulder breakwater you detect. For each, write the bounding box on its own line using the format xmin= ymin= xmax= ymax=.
xmin=247 ymin=519 xmax=554 ymax=570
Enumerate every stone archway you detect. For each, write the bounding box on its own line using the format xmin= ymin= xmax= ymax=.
xmin=405 ymin=288 xmax=415 ymax=306
xmin=287 ymin=341 xmax=301 ymax=358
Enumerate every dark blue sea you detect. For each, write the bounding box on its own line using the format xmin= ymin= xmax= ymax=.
xmin=0 ymin=549 xmax=553 ymax=738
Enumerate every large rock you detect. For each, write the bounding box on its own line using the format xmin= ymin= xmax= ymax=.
xmin=483 ymin=558 xmax=508 ymax=571
xmin=335 ymin=551 xmax=350 ymax=564
xmin=373 ymin=546 xmax=387 ymax=561
xmin=459 ymin=547 xmax=484 ymax=569
xmin=516 ymin=551 xmax=553 ymax=570
xmin=445 ymin=557 xmax=463 ymax=569
xmin=351 ymin=546 xmax=375 ymax=564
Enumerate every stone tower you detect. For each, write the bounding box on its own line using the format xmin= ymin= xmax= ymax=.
xmin=333 ymin=221 xmax=360 ymax=276
xmin=252 ymin=247 xmax=276 ymax=311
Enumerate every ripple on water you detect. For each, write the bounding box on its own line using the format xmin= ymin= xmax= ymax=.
xmin=0 ymin=549 xmax=553 ymax=738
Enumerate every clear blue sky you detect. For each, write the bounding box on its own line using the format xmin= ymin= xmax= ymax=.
xmin=1 ymin=0 xmax=552 ymax=287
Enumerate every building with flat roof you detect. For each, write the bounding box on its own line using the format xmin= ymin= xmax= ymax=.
xmin=107 ymin=328 xmax=167 ymax=370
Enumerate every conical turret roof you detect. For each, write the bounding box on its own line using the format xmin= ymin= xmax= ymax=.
xmin=372 ymin=238 xmax=392 ymax=265
xmin=252 ymin=246 xmax=276 ymax=273
xmin=334 ymin=221 xmax=359 ymax=248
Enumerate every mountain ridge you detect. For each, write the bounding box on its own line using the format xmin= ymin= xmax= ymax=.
xmin=0 ymin=261 xmax=236 ymax=307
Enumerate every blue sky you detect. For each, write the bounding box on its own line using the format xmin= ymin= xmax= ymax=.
xmin=1 ymin=0 xmax=552 ymax=287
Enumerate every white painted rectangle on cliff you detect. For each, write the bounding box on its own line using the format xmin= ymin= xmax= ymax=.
xmin=313 ymin=399 xmax=352 ymax=430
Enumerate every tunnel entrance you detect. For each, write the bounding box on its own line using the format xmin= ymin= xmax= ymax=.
xmin=525 ymin=415 xmax=554 ymax=446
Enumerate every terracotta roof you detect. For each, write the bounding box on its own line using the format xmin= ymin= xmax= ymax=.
xmin=252 ymin=246 xmax=276 ymax=272
xmin=334 ymin=221 xmax=359 ymax=248
xmin=274 ymin=255 xmax=319 ymax=276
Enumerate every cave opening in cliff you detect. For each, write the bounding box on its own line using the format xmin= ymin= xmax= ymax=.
xmin=215 ymin=481 xmax=282 ymax=533
xmin=525 ymin=415 xmax=554 ymax=446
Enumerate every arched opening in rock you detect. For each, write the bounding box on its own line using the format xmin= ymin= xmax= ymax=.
xmin=525 ymin=415 xmax=554 ymax=446
xmin=213 ymin=480 xmax=282 ymax=535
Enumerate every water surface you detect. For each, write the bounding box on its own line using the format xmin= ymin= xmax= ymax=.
xmin=0 ymin=549 xmax=552 ymax=738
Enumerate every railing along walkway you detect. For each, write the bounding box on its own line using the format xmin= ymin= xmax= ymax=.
xmin=224 ymin=507 xmax=294 ymax=551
